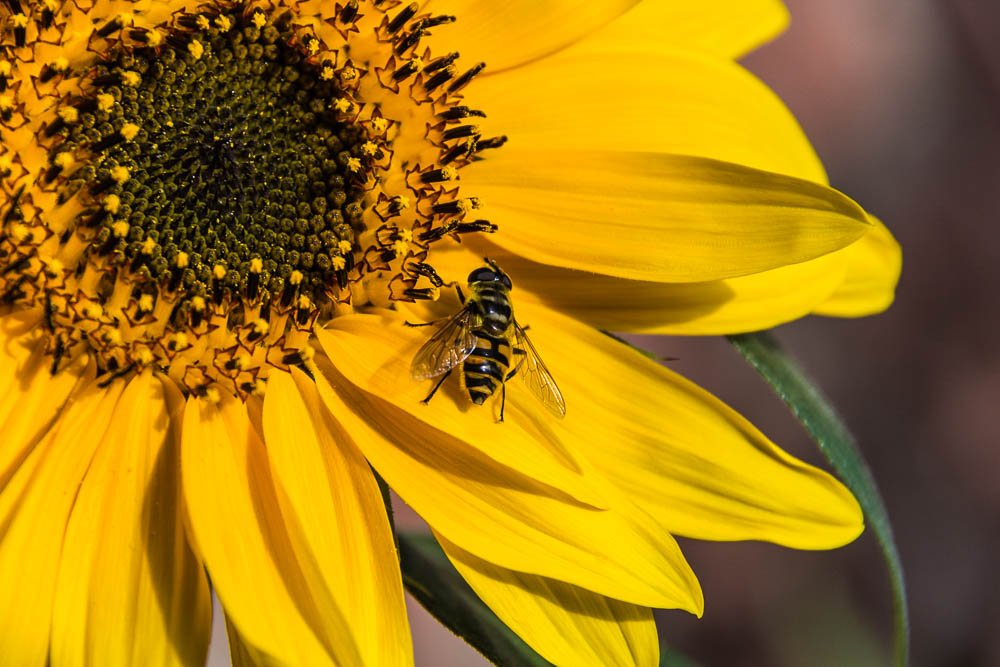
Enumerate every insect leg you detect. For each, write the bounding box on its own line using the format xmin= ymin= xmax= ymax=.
xmin=422 ymin=368 xmax=453 ymax=404
xmin=499 ymin=382 xmax=506 ymax=422
xmin=455 ymin=285 xmax=466 ymax=304
xmin=404 ymin=320 xmax=438 ymax=327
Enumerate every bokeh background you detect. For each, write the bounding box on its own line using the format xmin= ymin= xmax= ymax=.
xmin=203 ymin=1 xmax=999 ymax=664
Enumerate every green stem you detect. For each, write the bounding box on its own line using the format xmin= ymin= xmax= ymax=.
xmin=728 ymin=332 xmax=909 ymax=666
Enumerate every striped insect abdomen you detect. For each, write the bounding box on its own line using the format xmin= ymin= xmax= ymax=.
xmin=462 ymin=332 xmax=511 ymax=406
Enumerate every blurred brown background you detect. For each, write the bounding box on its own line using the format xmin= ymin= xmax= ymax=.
xmin=201 ymin=1 xmax=999 ymax=665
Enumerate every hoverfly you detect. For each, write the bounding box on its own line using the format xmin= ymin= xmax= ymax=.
xmin=408 ymin=258 xmax=566 ymax=421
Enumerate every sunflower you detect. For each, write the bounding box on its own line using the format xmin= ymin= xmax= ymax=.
xmin=0 ymin=0 xmax=900 ymax=665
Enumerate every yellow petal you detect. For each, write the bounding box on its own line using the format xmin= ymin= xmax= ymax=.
xmin=316 ymin=310 xmax=606 ymax=510
xmin=0 ymin=310 xmax=39 ymax=399
xmin=438 ymin=533 xmax=658 ymax=667
xmin=180 ymin=394 xmax=363 ymax=667
xmin=463 ymin=150 xmax=869 ymax=282
xmin=262 ymin=369 xmax=413 ymax=666
xmin=566 ymin=0 xmax=790 ymax=60
xmin=314 ymin=314 xmax=703 ymax=612
xmin=813 ymin=216 xmax=902 ymax=317
xmin=424 ymin=0 xmax=639 ymax=74
xmin=225 ymin=612 xmax=271 ymax=667
xmin=515 ymin=303 xmax=864 ymax=549
xmin=50 ymin=371 xmax=211 ymax=667
xmin=0 ymin=369 xmax=123 ymax=667
xmin=427 ymin=240 xmax=847 ymax=335
xmin=0 ymin=336 xmax=88 ymax=490
xmin=468 ymin=50 xmax=826 ymax=184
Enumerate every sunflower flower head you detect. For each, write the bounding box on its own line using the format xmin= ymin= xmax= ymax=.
xmin=0 ymin=1 xmax=901 ymax=666
xmin=2 ymin=0 xmax=498 ymax=398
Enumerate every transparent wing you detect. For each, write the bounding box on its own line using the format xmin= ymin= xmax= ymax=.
xmin=410 ymin=308 xmax=478 ymax=380
xmin=512 ymin=321 xmax=566 ymax=418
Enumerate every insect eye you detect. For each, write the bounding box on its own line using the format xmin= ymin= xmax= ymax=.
xmin=467 ymin=267 xmax=496 ymax=284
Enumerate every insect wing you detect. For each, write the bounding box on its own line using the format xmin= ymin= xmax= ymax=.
xmin=410 ymin=308 xmax=478 ymax=380
xmin=512 ymin=322 xmax=566 ymax=418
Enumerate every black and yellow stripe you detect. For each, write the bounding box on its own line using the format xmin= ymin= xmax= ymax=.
xmin=461 ymin=272 xmax=513 ymax=406
xmin=462 ymin=334 xmax=512 ymax=405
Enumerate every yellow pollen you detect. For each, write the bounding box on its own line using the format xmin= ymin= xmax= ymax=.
xmin=213 ymin=264 xmax=227 ymax=280
xmin=104 ymin=329 xmax=123 ymax=345
xmin=332 ymin=98 xmax=353 ymax=113
xmin=441 ymin=166 xmax=459 ymax=181
xmin=215 ymin=15 xmax=232 ymax=31
xmin=135 ymin=347 xmax=154 ymax=366
xmin=289 ymin=270 xmax=303 ymax=285
xmin=170 ymin=332 xmax=189 ymax=349
xmin=296 ymin=294 xmax=313 ymax=310
xmin=111 ymin=221 xmax=129 ymax=237
xmin=249 ymin=258 xmax=263 ymax=273
xmin=196 ymin=15 xmax=210 ymax=30
xmin=331 ymin=255 xmax=347 ymax=270
xmin=111 ymin=166 xmax=130 ymax=183
xmin=233 ymin=351 xmax=251 ymax=371
xmin=204 ymin=387 xmax=221 ymax=404
xmin=252 ymin=11 xmax=267 ymax=28
xmin=393 ymin=195 xmax=410 ymax=210
xmin=96 ymin=93 xmax=115 ymax=111
xmin=120 ymin=123 xmax=140 ymax=141
xmin=392 ymin=239 xmax=408 ymax=256
xmin=9 ymin=224 xmax=29 ymax=243
xmin=58 ymin=106 xmax=79 ymax=123
xmin=175 ymin=252 xmax=189 ymax=268
xmin=346 ymin=157 xmax=362 ymax=172
xmin=83 ymin=303 xmax=103 ymax=319
xmin=361 ymin=141 xmax=379 ymax=156
xmin=103 ymin=194 xmax=121 ymax=213
xmin=252 ymin=319 xmax=269 ymax=335
xmin=304 ymin=36 xmax=319 ymax=55
xmin=320 ymin=62 xmax=335 ymax=80
xmin=190 ymin=295 xmax=206 ymax=311
xmin=53 ymin=152 xmax=73 ymax=168
xmin=428 ymin=285 xmax=441 ymax=301
xmin=145 ymin=29 xmax=163 ymax=47
xmin=337 ymin=240 xmax=353 ymax=254
xmin=140 ymin=237 xmax=156 ymax=254
xmin=339 ymin=66 xmax=359 ymax=83
xmin=52 ymin=57 xmax=69 ymax=72
xmin=251 ymin=379 xmax=266 ymax=396
xmin=43 ymin=256 xmax=64 ymax=276
xmin=122 ymin=71 xmax=141 ymax=87
xmin=399 ymin=228 xmax=413 ymax=242
xmin=370 ymin=117 xmax=388 ymax=134
xmin=11 ymin=15 xmax=28 ymax=28
xmin=408 ymin=56 xmax=424 ymax=70
xmin=299 ymin=345 xmax=315 ymax=362
xmin=138 ymin=294 xmax=154 ymax=311
xmin=188 ymin=40 xmax=204 ymax=60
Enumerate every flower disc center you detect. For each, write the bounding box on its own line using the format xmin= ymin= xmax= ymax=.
xmin=1 ymin=0 xmax=504 ymax=398
xmin=62 ymin=14 xmax=365 ymax=310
